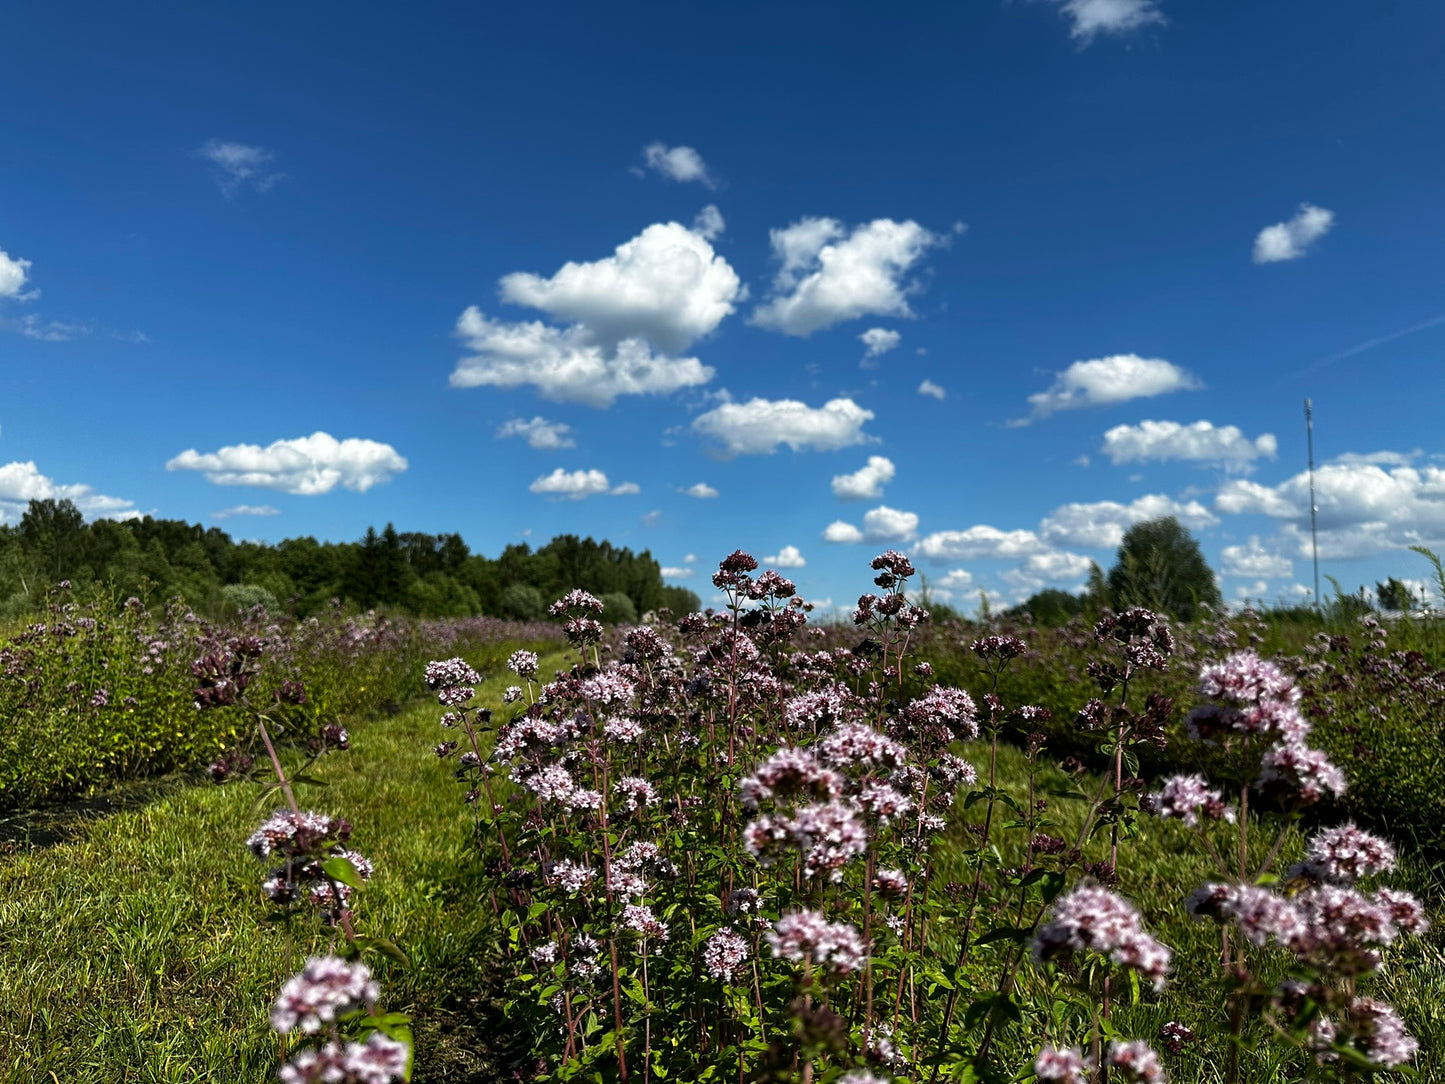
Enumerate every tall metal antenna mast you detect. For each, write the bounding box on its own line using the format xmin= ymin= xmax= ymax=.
xmin=1305 ymin=398 xmax=1321 ymax=611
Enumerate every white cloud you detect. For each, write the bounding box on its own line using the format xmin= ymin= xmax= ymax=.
xmin=1220 ymin=536 xmax=1293 ymax=578
xmin=764 ymin=545 xmax=807 ymax=568
xmin=197 ymin=140 xmax=285 ymax=196
xmin=917 ymin=379 xmax=946 ymax=401
xmin=13 ymin=315 xmax=88 ymax=342
xmin=661 ymin=565 xmax=694 ymax=578
xmin=452 ymin=215 xmax=739 ymax=407
xmin=496 ymin=416 xmax=577 ymax=450
xmin=751 ymin=218 xmax=947 ymax=336
xmin=212 ymin=504 xmax=280 ymax=519
xmin=0 ymin=460 xmax=136 ymax=523
xmin=1021 ymin=550 xmax=1095 ymax=581
xmin=642 ymin=143 xmax=715 ymax=187
xmin=498 ymin=220 xmax=741 ymax=355
xmin=692 ymin=204 xmax=725 ymax=241
xmin=1253 ymin=203 xmax=1335 ymax=264
xmin=1102 ymin=419 xmax=1277 ymax=470
xmin=684 ymin=553 xmax=697 ymax=563
xmin=823 ymin=521 xmax=864 ymax=544
xmin=1025 ymin=355 xmax=1202 ymax=420
xmin=528 ymin=467 xmax=638 ymax=500
xmin=859 ymin=327 xmax=901 ymax=366
xmin=937 ymin=568 xmax=973 ymax=589
xmin=917 ymin=525 xmax=1046 ymax=561
xmin=823 ymin=505 xmax=919 ymax=544
xmin=452 ymin=311 xmax=714 ymax=408
xmin=166 ymin=432 xmax=407 ymax=495
xmin=1040 ymin=493 xmax=1218 ymax=549
xmin=0 ymin=248 xmax=32 ymax=299
xmin=692 ymin=396 xmax=874 ymax=457
xmin=642 ymin=509 xmax=662 ymax=528
xmin=1216 ymin=452 xmax=1445 ymax=558
xmin=831 ymin=455 xmax=896 ymax=501
xmin=683 ymin=482 xmax=719 ymax=499
xmin=1053 ymin=0 xmax=1165 ymax=42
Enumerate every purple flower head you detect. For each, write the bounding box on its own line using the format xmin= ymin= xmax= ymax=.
xmin=970 ymin=635 xmax=1027 ymax=662
xmin=1159 ymin=1021 xmax=1196 ymax=1054
xmin=278 ymin=1033 xmax=409 ymax=1084
xmin=507 ymin=649 xmax=540 ymax=678
xmin=1150 ymin=773 xmax=1234 ymax=827
xmin=424 ymin=657 xmax=482 ymax=691
xmin=247 ymin=810 xmax=352 ymax=861
xmin=1033 ymin=885 xmax=1172 ymax=989
xmin=270 ymin=956 xmax=379 ymax=1034
xmin=622 ymin=903 xmax=669 ymax=940
xmin=1345 ymin=997 xmax=1419 ymax=1069
xmin=740 ymin=747 xmax=844 ymax=809
xmin=1258 ymin=742 xmax=1347 ymax=805
xmin=1105 ymin=1040 xmax=1167 ymax=1084
xmin=870 ymin=549 xmax=915 ymax=582
xmin=766 ymin=909 xmax=867 ymax=973
xmin=1292 ymin=824 xmax=1397 ymax=883
xmin=549 ymin=589 xmax=604 ymax=617
xmin=1033 ymin=1046 xmax=1092 ymax=1084
xmin=702 ymin=927 xmax=750 ymax=981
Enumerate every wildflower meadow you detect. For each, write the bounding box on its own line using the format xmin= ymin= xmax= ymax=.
xmin=1 ymin=549 xmax=1442 ymax=1083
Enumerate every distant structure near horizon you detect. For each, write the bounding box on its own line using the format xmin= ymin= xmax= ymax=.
xmin=1305 ymin=398 xmax=1321 ymax=612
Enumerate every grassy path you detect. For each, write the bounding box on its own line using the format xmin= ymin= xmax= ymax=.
xmin=0 ymin=653 xmax=566 ymax=1083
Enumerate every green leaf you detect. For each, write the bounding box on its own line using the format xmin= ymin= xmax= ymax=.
xmin=291 ymin=774 xmax=330 ymax=786
xmin=320 ymin=856 xmax=364 ymax=890
xmin=973 ymin=926 xmax=1028 ymax=947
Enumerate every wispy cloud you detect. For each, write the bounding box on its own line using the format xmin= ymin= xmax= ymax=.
xmin=197 ymin=140 xmax=286 ymax=196
xmin=641 ymin=143 xmax=716 ymax=187
xmin=1253 ymin=203 xmax=1334 ymax=264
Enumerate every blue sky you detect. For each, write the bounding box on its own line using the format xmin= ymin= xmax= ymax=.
xmin=3 ymin=0 xmax=1445 ymax=613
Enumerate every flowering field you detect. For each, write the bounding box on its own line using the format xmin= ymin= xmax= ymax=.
xmin=0 ymin=553 xmax=1442 ymax=1083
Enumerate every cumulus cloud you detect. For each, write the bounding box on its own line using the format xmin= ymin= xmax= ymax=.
xmin=1220 ymin=536 xmax=1293 ymax=579
xmin=498 ymin=221 xmax=741 ymax=355
xmin=859 ymin=327 xmax=901 ymax=366
xmin=1039 ymin=493 xmax=1218 ymax=549
xmin=453 ymin=312 xmax=714 ymax=407
xmin=764 ymin=545 xmax=806 ymax=568
xmin=1216 ymin=452 xmax=1445 ymax=558
xmin=528 ymin=467 xmax=638 ymax=500
xmin=661 ymin=565 xmax=694 ymax=578
xmin=166 ymin=432 xmax=407 ymax=495
xmin=0 ymin=460 xmax=136 ymax=523
xmin=452 ymin=215 xmax=739 ymax=406
xmin=822 ymin=521 xmax=864 ymax=544
xmin=496 ymin=416 xmax=576 ymax=450
xmin=692 ymin=396 xmax=874 ymax=457
xmin=683 ymin=482 xmax=719 ymax=499
xmin=917 ymin=525 xmax=1046 ymax=561
xmin=1101 ymin=420 xmax=1278 ymax=470
xmin=823 ymin=505 xmax=919 ymax=544
xmin=0 ymin=248 xmax=32 ymax=299
xmin=212 ymin=504 xmax=280 ymax=519
xmin=831 ymin=455 xmax=896 ymax=501
xmin=1025 ymin=355 xmax=1202 ymax=420
xmin=917 ymin=379 xmax=946 ymax=401
xmin=642 ymin=143 xmax=715 ymax=187
xmin=1253 ymin=203 xmax=1335 ymax=264
xmin=1052 ymin=0 xmax=1165 ymax=42
xmin=197 ymin=140 xmax=285 ymax=196
xmin=1020 ymin=550 xmax=1095 ymax=581
xmin=751 ymin=218 xmax=947 ymax=336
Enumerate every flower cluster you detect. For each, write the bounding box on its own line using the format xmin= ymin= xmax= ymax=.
xmin=766 ymin=910 xmax=867 ymax=973
xmin=1033 ymin=884 xmax=1172 ymax=989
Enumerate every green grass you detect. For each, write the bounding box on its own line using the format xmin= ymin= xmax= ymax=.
xmin=0 ymin=659 xmax=1440 ymax=1082
xmin=0 ymin=652 xmax=568 ymax=1082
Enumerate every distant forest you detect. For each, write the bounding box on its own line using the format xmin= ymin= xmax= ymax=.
xmin=0 ymin=498 xmax=701 ymax=622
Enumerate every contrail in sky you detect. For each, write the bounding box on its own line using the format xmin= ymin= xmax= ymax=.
xmin=1290 ymin=310 xmax=1445 ymax=380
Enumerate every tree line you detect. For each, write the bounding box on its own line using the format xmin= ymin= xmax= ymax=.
xmin=0 ymin=498 xmax=700 ymax=622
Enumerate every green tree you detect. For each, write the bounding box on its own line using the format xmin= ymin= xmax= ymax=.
xmin=1106 ymin=516 xmax=1221 ymax=622
xmin=1375 ymin=577 xmax=1416 ymax=612
xmin=599 ymin=591 xmax=638 ymax=625
xmin=1008 ymin=588 xmax=1087 ymax=627
xmin=19 ymin=498 xmax=86 ymax=582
